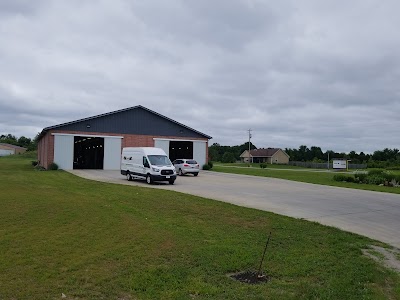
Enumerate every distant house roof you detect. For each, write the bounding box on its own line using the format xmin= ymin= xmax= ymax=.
xmin=241 ymin=148 xmax=289 ymax=158
xmin=0 ymin=143 xmax=27 ymax=150
xmin=38 ymin=105 xmax=212 ymax=140
xmin=250 ymin=148 xmax=280 ymax=157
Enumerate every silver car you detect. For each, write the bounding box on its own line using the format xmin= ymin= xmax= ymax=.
xmin=172 ymin=159 xmax=200 ymax=176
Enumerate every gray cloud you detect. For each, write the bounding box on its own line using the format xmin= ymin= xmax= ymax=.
xmin=0 ymin=0 xmax=399 ymax=153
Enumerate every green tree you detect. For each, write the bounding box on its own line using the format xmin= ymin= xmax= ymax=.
xmin=222 ymin=152 xmax=236 ymax=163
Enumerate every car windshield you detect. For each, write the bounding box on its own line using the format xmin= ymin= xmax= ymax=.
xmin=148 ymin=155 xmax=172 ymax=166
xmin=186 ymin=160 xmax=197 ymax=164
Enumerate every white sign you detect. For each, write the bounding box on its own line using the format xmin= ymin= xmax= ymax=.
xmin=333 ymin=160 xmax=347 ymax=169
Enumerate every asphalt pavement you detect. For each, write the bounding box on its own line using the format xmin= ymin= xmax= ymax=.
xmin=68 ymin=169 xmax=400 ymax=248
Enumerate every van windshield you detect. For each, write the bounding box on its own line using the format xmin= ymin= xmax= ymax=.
xmin=148 ymin=155 xmax=172 ymax=166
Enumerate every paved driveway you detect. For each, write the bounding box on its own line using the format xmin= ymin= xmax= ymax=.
xmin=68 ymin=170 xmax=400 ymax=248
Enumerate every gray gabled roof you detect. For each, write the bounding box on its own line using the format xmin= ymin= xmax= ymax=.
xmin=38 ymin=105 xmax=212 ymax=140
xmin=0 ymin=143 xmax=27 ymax=150
xmin=241 ymin=148 xmax=289 ymax=158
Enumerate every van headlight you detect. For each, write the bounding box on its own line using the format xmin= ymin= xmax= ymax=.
xmin=152 ymin=167 xmax=160 ymax=172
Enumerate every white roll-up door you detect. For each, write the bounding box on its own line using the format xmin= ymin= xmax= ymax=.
xmin=104 ymin=137 xmax=122 ymax=170
xmin=154 ymin=139 xmax=170 ymax=156
xmin=0 ymin=149 xmax=14 ymax=156
xmin=193 ymin=141 xmax=207 ymax=167
xmin=54 ymin=135 xmax=74 ymax=170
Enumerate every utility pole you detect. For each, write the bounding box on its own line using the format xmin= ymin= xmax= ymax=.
xmin=327 ymin=152 xmax=330 ymax=170
xmin=248 ymin=129 xmax=252 ymax=166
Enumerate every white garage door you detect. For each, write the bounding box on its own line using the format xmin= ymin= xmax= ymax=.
xmin=0 ymin=149 xmax=14 ymax=156
xmin=54 ymin=135 xmax=74 ymax=170
xmin=193 ymin=141 xmax=207 ymax=167
xmin=154 ymin=139 xmax=170 ymax=156
xmin=104 ymin=137 xmax=122 ymax=170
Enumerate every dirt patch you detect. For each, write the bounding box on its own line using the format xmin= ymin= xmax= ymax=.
xmin=228 ymin=271 xmax=270 ymax=284
xmin=362 ymin=245 xmax=400 ymax=272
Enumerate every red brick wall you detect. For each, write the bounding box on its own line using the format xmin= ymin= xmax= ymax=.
xmin=38 ymin=130 xmax=209 ymax=169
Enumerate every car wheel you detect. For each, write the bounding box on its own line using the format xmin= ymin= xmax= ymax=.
xmin=193 ymin=173 xmax=198 ymax=177
xmin=169 ymin=179 xmax=175 ymax=185
xmin=126 ymin=173 xmax=132 ymax=181
xmin=179 ymin=169 xmax=183 ymax=176
xmin=146 ymin=174 xmax=153 ymax=184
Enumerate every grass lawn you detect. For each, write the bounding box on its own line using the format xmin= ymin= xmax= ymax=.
xmin=1 ymin=154 xmax=400 ymax=299
xmin=215 ymin=163 xmax=308 ymax=170
xmin=212 ymin=165 xmax=400 ymax=195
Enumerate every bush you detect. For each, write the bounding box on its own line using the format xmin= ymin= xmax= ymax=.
xmin=366 ymin=175 xmax=385 ymax=185
xmin=382 ymin=172 xmax=396 ymax=181
xmin=333 ymin=174 xmax=355 ymax=182
xmin=386 ymin=166 xmax=400 ymax=170
xmin=34 ymin=165 xmax=46 ymax=171
xmin=260 ymin=163 xmax=267 ymax=169
xmin=222 ymin=152 xmax=236 ymax=163
xmin=48 ymin=162 xmax=59 ymax=170
xmin=354 ymin=173 xmax=368 ymax=183
xmin=368 ymin=169 xmax=384 ymax=176
xmin=202 ymin=164 xmax=211 ymax=170
xmin=207 ymin=161 xmax=213 ymax=169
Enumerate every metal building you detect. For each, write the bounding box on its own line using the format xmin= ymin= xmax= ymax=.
xmin=37 ymin=105 xmax=211 ymax=170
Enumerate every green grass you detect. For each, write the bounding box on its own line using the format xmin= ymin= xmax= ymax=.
xmin=1 ymin=154 xmax=400 ymax=299
xmin=212 ymin=165 xmax=400 ymax=194
xmin=216 ymin=162 xmax=308 ymax=169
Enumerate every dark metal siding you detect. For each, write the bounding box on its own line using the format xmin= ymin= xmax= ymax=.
xmin=56 ymin=107 xmax=206 ymax=138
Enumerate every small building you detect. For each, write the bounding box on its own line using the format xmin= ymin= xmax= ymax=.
xmin=0 ymin=143 xmax=27 ymax=156
xmin=240 ymin=148 xmax=290 ymax=164
xmin=37 ymin=105 xmax=212 ymax=170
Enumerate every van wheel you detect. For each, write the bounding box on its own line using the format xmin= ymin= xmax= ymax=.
xmin=193 ymin=173 xmax=198 ymax=177
xmin=146 ymin=174 xmax=153 ymax=184
xmin=169 ymin=179 xmax=175 ymax=185
xmin=126 ymin=173 xmax=132 ymax=181
xmin=179 ymin=169 xmax=183 ymax=176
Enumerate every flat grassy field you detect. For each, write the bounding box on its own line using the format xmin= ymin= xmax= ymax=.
xmin=1 ymin=154 xmax=400 ymax=299
xmin=212 ymin=165 xmax=400 ymax=194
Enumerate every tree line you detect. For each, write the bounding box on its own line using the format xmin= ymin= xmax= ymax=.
xmin=0 ymin=134 xmax=38 ymax=151
xmin=209 ymin=142 xmax=400 ymax=167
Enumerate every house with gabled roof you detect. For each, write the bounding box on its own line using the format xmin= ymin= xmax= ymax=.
xmin=240 ymin=148 xmax=290 ymax=164
xmin=0 ymin=143 xmax=27 ymax=156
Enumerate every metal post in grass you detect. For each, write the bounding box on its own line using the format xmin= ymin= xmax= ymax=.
xmin=257 ymin=231 xmax=272 ymax=278
xmin=248 ymin=129 xmax=252 ymax=167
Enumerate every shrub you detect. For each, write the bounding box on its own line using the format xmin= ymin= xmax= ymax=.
xmin=355 ymin=173 xmax=368 ymax=183
xmin=260 ymin=163 xmax=267 ymax=169
xmin=222 ymin=152 xmax=236 ymax=163
xmin=48 ymin=162 xmax=59 ymax=170
xmin=34 ymin=165 xmax=46 ymax=171
xmin=366 ymin=175 xmax=385 ymax=185
xmin=207 ymin=161 xmax=213 ymax=169
xmin=202 ymin=164 xmax=211 ymax=170
xmin=386 ymin=166 xmax=400 ymax=170
xmin=368 ymin=169 xmax=384 ymax=176
xmin=382 ymin=172 xmax=396 ymax=181
xmin=333 ymin=174 xmax=355 ymax=182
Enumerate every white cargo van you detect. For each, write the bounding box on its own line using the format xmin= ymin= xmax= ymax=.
xmin=120 ymin=147 xmax=177 ymax=184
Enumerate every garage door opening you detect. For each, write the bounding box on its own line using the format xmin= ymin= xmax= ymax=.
xmin=169 ymin=141 xmax=193 ymax=161
xmin=73 ymin=136 xmax=104 ymax=169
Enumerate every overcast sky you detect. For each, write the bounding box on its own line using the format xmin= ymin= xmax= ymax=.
xmin=1 ymin=0 xmax=399 ymax=153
